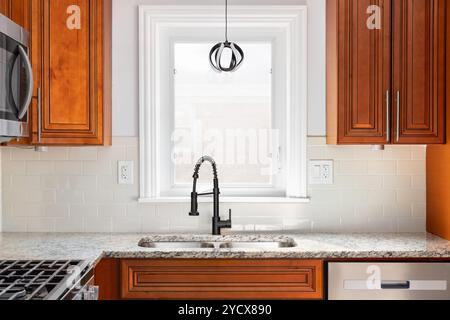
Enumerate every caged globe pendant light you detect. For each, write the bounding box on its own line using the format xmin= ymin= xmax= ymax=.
xmin=209 ymin=0 xmax=244 ymax=73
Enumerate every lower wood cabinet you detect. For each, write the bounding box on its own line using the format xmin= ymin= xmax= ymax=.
xmin=95 ymin=259 xmax=324 ymax=300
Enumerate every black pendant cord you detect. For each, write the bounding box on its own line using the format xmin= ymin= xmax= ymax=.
xmin=225 ymin=0 xmax=228 ymax=42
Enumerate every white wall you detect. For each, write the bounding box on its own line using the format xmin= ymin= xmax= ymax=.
xmin=0 ymin=0 xmax=427 ymax=233
xmin=112 ymin=0 xmax=326 ymax=136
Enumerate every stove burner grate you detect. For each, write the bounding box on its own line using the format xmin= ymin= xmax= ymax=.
xmin=0 ymin=260 xmax=86 ymax=300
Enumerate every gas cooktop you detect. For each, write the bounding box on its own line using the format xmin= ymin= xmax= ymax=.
xmin=0 ymin=260 xmax=90 ymax=300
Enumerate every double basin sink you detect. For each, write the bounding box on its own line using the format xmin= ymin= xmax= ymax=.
xmin=138 ymin=236 xmax=297 ymax=250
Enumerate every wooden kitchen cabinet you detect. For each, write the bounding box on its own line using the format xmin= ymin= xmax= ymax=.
xmin=0 ymin=0 xmax=30 ymax=28
xmin=0 ymin=0 xmax=10 ymax=16
xmin=95 ymin=259 xmax=324 ymax=300
xmin=327 ymin=0 xmax=446 ymax=145
xmin=392 ymin=0 xmax=447 ymax=144
xmin=29 ymin=0 xmax=112 ymax=146
xmin=1 ymin=0 xmax=111 ymax=146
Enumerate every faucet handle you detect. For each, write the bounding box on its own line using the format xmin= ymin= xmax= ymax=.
xmin=227 ymin=209 xmax=232 ymax=228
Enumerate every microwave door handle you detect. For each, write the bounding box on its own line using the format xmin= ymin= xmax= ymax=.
xmin=16 ymin=45 xmax=34 ymax=120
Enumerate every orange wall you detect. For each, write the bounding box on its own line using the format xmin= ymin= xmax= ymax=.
xmin=427 ymin=3 xmax=450 ymax=240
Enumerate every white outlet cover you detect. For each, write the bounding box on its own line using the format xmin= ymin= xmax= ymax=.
xmin=309 ymin=160 xmax=334 ymax=185
xmin=118 ymin=161 xmax=134 ymax=185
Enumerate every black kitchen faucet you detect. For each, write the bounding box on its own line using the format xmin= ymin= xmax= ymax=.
xmin=189 ymin=156 xmax=232 ymax=235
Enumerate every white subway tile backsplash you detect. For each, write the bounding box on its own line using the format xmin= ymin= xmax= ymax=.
xmin=326 ymin=147 xmax=355 ymax=160
xmin=382 ymin=146 xmax=411 ymax=160
xmin=383 ymin=176 xmax=411 ymax=189
xmin=1 ymin=138 xmax=428 ymax=233
xmin=353 ymin=148 xmax=383 ymax=160
xmin=67 ymin=176 xmax=98 ymax=191
xmin=367 ymin=161 xmax=397 ymax=175
xmin=69 ymin=148 xmax=98 ymax=161
xmin=54 ymin=161 xmax=83 ymax=176
xmin=353 ymin=205 xmax=383 ymax=218
xmin=56 ymin=190 xmax=84 ymax=204
xmin=27 ymin=217 xmax=55 ymax=232
xmin=98 ymin=204 xmax=127 ymax=218
xmin=26 ymin=161 xmax=55 ymax=175
xmin=412 ymin=176 xmax=426 ymax=189
xmin=12 ymin=203 xmax=44 ymax=217
xmin=40 ymin=149 xmax=69 ymax=161
xmin=397 ymin=161 xmax=426 ymax=175
xmin=397 ymin=217 xmax=426 ymax=233
xmin=83 ymin=160 xmax=113 ymax=175
xmin=282 ymin=218 xmax=312 ymax=232
xmin=4 ymin=161 xmax=25 ymax=174
xmin=10 ymin=175 xmax=41 ymax=189
xmin=84 ymin=190 xmax=114 ymax=204
xmin=11 ymin=148 xmax=40 ymax=161
xmin=337 ymin=160 xmax=368 ymax=175
xmin=54 ymin=216 xmax=83 ymax=232
xmin=44 ymin=205 xmax=70 ymax=218
xmin=368 ymin=190 xmax=397 ymax=205
xmin=397 ymin=189 xmax=426 ymax=205
xmin=411 ymin=146 xmax=427 ymax=160
xmin=367 ymin=217 xmax=397 ymax=233
xmin=98 ymin=147 xmax=126 ymax=161
xmin=2 ymin=216 xmax=27 ymax=232
xmin=341 ymin=189 xmax=369 ymax=205
xmin=70 ymin=204 xmax=98 ymax=218
xmin=353 ymin=175 xmax=383 ymax=188
xmin=112 ymin=216 xmax=142 ymax=233
xmin=412 ymin=203 xmax=427 ymax=218
xmin=83 ymin=216 xmax=112 ymax=233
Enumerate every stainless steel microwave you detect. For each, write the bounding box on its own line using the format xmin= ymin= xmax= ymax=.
xmin=0 ymin=14 xmax=33 ymax=143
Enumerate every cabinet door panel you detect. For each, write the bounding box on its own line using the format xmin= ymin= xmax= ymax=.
xmin=0 ymin=0 xmax=10 ymax=16
xmin=42 ymin=0 xmax=92 ymax=133
xmin=392 ymin=0 xmax=446 ymax=144
xmin=121 ymin=259 xmax=324 ymax=300
xmin=31 ymin=0 xmax=111 ymax=145
xmin=336 ymin=0 xmax=391 ymax=144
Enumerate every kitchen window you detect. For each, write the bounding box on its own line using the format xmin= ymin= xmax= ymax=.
xmin=139 ymin=5 xmax=308 ymax=202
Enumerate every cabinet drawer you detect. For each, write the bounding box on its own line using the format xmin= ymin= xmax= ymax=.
xmin=121 ymin=259 xmax=324 ymax=300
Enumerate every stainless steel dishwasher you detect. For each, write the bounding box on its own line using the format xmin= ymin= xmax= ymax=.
xmin=328 ymin=263 xmax=450 ymax=300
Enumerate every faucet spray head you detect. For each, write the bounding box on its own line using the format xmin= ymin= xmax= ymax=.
xmin=189 ymin=192 xmax=199 ymax=216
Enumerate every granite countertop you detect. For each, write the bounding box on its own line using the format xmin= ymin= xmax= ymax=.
xmin=1 ymin=233 xmax=450 ymax=267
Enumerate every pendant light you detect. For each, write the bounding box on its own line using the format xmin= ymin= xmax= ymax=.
xmin=209 ymin=0 xmax=244 ymax=73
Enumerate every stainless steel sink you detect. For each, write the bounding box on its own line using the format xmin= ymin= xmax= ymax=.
xmin=138 ymin=241 xmax=217 ymax=249
xmin=218 ymin=241 xmax=296 ymax=249
xmin=138 ymin=239 xmax=297 ymax=250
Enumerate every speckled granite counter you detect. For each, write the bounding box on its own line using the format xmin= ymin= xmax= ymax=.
xmin=1 ymin=233 xmax=450 ymax=266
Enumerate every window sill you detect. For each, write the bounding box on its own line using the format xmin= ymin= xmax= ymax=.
xmin=138 ymin=197 xmax=311 ymax=204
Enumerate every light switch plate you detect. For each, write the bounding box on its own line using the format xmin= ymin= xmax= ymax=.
xmin=309 ymin=160 xmax=334 ymax=185
xmin=118 ymin=161 xmax=134 ymax=185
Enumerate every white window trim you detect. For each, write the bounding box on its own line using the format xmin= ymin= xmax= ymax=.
xmin=139 ymin=5 xmax=309 ymax=203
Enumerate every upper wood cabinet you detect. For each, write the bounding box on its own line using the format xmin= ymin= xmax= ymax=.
xmin=0 ymin=0 xmax=30 ymax=28
xmin=392 ymin=0 xmax=447 ymax=144
xmin=30 ymin=0 xmax=112 ymax=145
xmin=2 ymin=0 xmax=111 ymax=146
xmin=327 ymin=0 xmax=446 ymax=145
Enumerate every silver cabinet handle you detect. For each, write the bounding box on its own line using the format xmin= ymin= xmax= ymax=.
xmin=396 ymin=91 xmax=400 ymax=142
xmin=386 ymin=90 xmax=390 ymax=143
xmin=37 ymin=87 xmax=42 ymax=143
xmin=17 ymin=45 xmax=34 ymax=120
